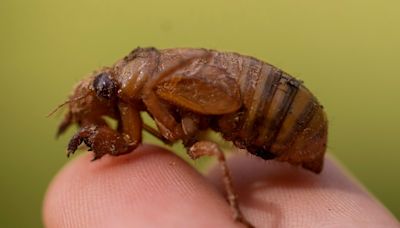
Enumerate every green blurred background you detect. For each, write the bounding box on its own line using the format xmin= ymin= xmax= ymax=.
xmin=1 ymin=0 xmax=399 ymax=227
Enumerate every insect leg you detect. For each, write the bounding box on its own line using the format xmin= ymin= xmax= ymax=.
xmin=143 ymin=123 xmax=173 ymax=145
xmin=67 ymin=125 xmax=130 ymax=160
xmin=143 ymin=92 xmax=184 ymax=141
xmin=56 ymin=111 xmax=72 ymax=137
xmin=188 ymin=141 xmax=254 ymax=228
xmin=67 ymin=126 xmax=92 ymax=157
xmin=67 ymin=102 xmax=144 ymax=161
xmin=117 ymin=102 xmax=142 ymax=150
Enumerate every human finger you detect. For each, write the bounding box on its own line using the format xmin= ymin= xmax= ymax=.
xmin=43 ymin=145 xmax=242 ymax=228
xmin=207 ymin=153 xmax=399 ymax=227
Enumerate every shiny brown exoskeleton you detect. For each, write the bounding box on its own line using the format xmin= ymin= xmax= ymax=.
xmin=57 ymin=47 xmax=328 ymax=228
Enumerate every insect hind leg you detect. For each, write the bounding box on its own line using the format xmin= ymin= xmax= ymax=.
xmin=188 ymin=141 xmax=254 ymax=228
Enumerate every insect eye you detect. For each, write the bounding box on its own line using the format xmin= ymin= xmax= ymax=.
xmin=93 ymin=72 xmax=117 ymax=99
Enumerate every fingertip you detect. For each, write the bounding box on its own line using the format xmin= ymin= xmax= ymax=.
xmin=43 ymin=145 xmax=239 ymax=228
xmin=43 ymin=145 xmax=173 ymax=227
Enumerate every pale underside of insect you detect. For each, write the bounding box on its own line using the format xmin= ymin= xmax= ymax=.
xmin=56 ymin=47 xmax=328 ymax=228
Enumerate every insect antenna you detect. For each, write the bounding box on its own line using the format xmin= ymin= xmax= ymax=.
xmin=46 ymin=92 xmax=90 ymax=117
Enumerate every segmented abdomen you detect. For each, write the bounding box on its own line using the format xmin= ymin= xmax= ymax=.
xmin=210 ymin=51 xmax=327 ymax=173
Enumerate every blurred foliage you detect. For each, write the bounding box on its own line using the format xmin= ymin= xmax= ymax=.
xmin=0 ymin=0 xmax=399 ymax=227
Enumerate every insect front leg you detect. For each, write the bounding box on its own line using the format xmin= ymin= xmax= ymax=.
xmin=117 ymin=102 xmax=142 ymax=149
xmin=188 ymin=141 xmax=254 ymax=228
xmin=67 ymin=103 xmax=143 ymax=160
xmin=56 ymin=111 xmax=73 ymax=138
xmin=67 ymin=124 xmax=130 ymax=161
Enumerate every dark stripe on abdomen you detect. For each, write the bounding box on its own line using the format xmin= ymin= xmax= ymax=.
xmin=256 ymin=72 xmax=300 ymax=150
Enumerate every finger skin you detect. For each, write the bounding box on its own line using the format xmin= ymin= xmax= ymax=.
xmin=208 ymin=153 xmax=400 ymax=228
xmin=43 ymin=145 xmax=240 ymax=228
xmin=44 ymin=145 xmax=399 ymax=228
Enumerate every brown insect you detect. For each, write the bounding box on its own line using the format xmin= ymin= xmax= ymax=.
xmin=56 ymin=47 xmax=328 ymax=227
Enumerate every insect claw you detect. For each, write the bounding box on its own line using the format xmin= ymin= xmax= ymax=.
xmin=66 ymin=149 xmax=75 ymax=158
xmin=91 ymin=156 xmax=101 ymax=162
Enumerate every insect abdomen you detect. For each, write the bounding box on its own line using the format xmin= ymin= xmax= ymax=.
xmin=213 ymin=52 xmax=327 ymax=173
